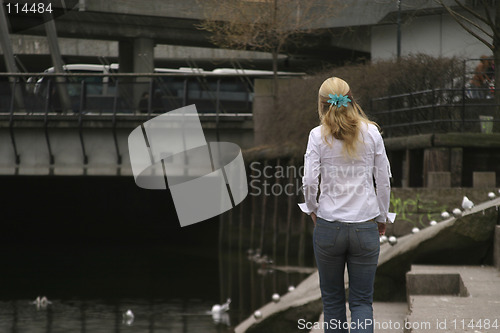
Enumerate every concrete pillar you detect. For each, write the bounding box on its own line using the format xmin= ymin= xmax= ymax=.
xmin=134 ymin=38 xmax=154 ymax=112
xmin=423 ymin=148 xmax=450 ymax=187
xmin=133 ymin=38 xmax=154 ymax=74
xmin=118 ymin=38 xmax=154 ymax=112
xmin=117 ymin=38 xmax=155 ymax=74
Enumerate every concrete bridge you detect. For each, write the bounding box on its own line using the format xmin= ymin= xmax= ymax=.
xmin=0 ymin=112 xmax=253 ymax=176
xmin=5 ymin=0 xmax=455 ymax=72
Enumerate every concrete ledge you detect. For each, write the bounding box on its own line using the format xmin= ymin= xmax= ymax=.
xmin=473 ymin=171 xmax=496 ymax=188
xmin=406 ymin=272 xmax=468 ymax=298
xmin=406 ymin=265 xmax=500 ymax=333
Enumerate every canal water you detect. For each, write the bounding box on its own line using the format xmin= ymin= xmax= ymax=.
xmin=0 ymin=176 xmax=314 ymax=332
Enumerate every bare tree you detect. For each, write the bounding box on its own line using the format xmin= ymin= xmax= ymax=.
xmin=439 ymin=0 xmax=500 ymax=105
xmin=197 ymin=0 xmax=343 ymax=98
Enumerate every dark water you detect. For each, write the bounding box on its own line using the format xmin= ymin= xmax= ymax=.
xmin=0 ymin=176 xmax=312 ymax=332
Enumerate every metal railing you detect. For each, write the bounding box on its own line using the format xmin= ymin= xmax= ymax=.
xmin=0 ymin=72 xmax=258 ymax=166
xmin=369 ymin=57 xmax=497 ymax=137
xmin=370 ymin=87 xmax=498 ymax=137
xmin=0 ymin=72 xmax=257 ymax=116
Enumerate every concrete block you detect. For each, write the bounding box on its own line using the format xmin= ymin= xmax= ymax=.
xmin=495 ymin=226 xmax=500 ymax=270
xmin=406 ymin=272 xmax=468 ymax=298
xmin=473 ymin=171 xmax=496 ymax=188
xmin=426 ymin=171 xmax=451 ymax=188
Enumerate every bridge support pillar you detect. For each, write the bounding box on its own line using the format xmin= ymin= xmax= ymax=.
xmin=133 ymin=38 xmax=155 ymax=74
xmin=118 ymin=38 xmax=155 ymax=112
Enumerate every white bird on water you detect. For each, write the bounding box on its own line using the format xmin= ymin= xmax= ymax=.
xmin=123 ymin=309 xmax=134 ymax=325
xmin=462 ymin=196 xmax=474 ymax=210
xmin=211 ymin=299 xmax=231 ymax=326
xmin=211 ymin=298 xmax=231 ymax=314
xmin=32 ymin=296 xmax=52 ymax=308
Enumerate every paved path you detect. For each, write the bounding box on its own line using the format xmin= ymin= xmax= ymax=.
xmin=309 ymin=302 xmax=408 ymax=333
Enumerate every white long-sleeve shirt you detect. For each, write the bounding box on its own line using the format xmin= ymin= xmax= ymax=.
xmin=301 ymin=123 xmax=391 ymax=223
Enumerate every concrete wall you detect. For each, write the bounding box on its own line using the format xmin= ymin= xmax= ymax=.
xmin=371 ymin=13 xmax=492 ymax=60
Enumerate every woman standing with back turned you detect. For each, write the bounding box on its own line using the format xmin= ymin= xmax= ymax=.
xmin=301 ymin=77 xmax=391 ymax=333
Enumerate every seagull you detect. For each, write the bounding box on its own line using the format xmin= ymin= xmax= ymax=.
xmin=32 ymin=296 xmax=52 ymax=308
xmin=462 ymin=196 xmax=474 ymax=210
xmin=211 ymin=298 xmax=231 ymax=313
xmin=122 ymin=309 xmax=134 ymax=325
xmin=210 ymin=299 xmax=231 ymax=326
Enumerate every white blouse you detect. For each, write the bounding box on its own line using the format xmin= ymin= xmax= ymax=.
xmin=300 ymin=123 xmax=391 ymax=223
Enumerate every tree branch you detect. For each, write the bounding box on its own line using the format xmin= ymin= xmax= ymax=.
xmin=440 ymin=1 xmax=494 ymax=41
xmin=445 ymin=6 xmax=494 ymax=50
xmin=452 ymin=0 xmax=490 ymax=26
xmin=480 ymin=0 xmax=500 ymax=40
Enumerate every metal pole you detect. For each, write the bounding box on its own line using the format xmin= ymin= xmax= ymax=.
xmin=397 ymin=0 xmax=402 ymax=58
xmin=0 ymin=0 xmax=25 ymax=110
xmin=43 ymin=9 xmax=72 ymax=113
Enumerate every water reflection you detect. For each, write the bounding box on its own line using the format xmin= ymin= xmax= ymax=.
xmin=0 ymin=298 xmax=235 ymax=333
xmin=0 ymin=253 xmax=311 ymax=333
xmin=1 ymin=175 xmax=315 ymax=332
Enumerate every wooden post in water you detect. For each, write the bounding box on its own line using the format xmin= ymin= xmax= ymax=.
xmin=259 ymin=161 xmax=268 ymax=253
xmin=227 ymin=209 xmax=233 ymax=301
xmin=250 ymin=166 xmax=257 ymax=251
xmin=298 ymin=213 xmax=306 ymax=267
xmin=218 ymin=212 xmax=225 ymax=304
xmin=238 ymin=200 xmax=244 ymax=322
xmin=272 ymin=159 xmax=280 ymax=281
xmin=285 ymin=158 xmax=295 ymax=287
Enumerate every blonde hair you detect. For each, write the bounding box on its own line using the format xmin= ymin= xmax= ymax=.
xmin=318 ymin=77 xmax=379 ymax=158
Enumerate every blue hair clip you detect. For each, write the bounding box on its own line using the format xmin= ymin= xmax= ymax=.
xmin=327 ymin=93 xmax=351 ymax=108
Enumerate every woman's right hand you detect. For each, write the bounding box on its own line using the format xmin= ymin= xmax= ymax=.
xmin=377 ymin=222 xmax=386 ymax=236
xmin=311 ymin=212 xmax=317 ymax=226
